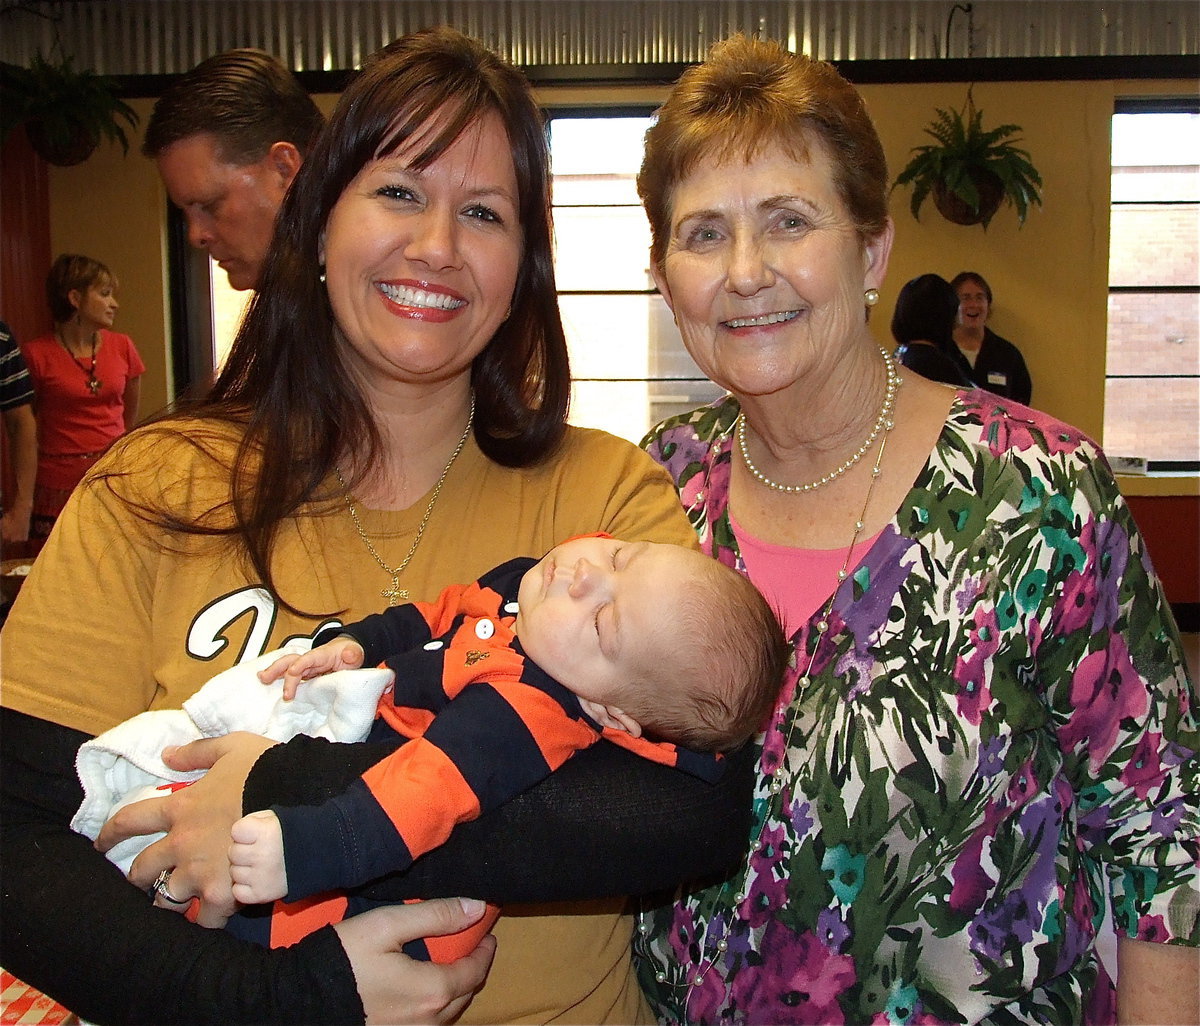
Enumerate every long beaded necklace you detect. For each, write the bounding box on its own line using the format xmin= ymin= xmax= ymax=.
xmin=55 ymin=329 xmax=101 ymax=395
xmin=737 ymin=345 xmax=897 ymax=493
xmin=335 ymin=395 xmax=474 ymax=606
xmin=638 ymin=364 xmax=900 ymax=1013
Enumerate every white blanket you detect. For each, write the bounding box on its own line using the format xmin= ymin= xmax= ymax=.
xmin=72 ymin=642 xmax=394 ymax=874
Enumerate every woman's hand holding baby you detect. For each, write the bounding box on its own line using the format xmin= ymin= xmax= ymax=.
xmin=96 ymin=732 xmax=279 ymax=927
xmin=257 ymin=636 xmax=367 ymax=699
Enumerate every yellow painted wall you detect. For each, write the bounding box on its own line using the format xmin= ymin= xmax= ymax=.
xmin=45 ymin=77 xmax=1195 ymax=442
xmin=47 ymin=98 xmax=168 ymax=419
xmin=863 ymin=77 xmax=1116 ymax=440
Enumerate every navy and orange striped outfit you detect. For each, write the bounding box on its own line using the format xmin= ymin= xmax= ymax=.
xmin=254 ymin=557 xmax=722 ymax=952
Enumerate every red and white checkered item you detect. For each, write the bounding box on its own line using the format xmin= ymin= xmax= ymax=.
xmin=0 ymin=971 xmax=75 ymax=1025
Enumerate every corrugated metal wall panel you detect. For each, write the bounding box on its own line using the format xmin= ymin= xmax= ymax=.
xmin=2 ymin=1 xmax=1197 ymax=75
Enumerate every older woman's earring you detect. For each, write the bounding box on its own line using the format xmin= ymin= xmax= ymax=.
xmin=864 ymin=288 xmax=880 ymax=306
xmin=318 ymin=266 xmax=327 ymax=285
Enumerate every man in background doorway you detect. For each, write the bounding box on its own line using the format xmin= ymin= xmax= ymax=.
xmin=950 ymin=270 xmax=1033 ymax=405
xmin=142 ymin=49 xmax=325 ymax=291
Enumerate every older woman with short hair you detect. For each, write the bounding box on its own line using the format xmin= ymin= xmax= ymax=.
xmin=635 ymin=33 xmax=1197 ymax=1026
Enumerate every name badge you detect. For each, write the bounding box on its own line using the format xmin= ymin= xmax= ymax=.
xmin=987 ymin=371 xmax=1008 ymax=386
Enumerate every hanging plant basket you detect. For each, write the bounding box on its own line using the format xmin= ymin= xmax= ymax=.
xmin=1 ymin=53 xmax=138 ymax=168
xmin=932 ymin=168 xmax=1005 ymax=226
xmin=891 ymin=86 xmax=1042 ymax=229
xmin=24 ymin=119 xmax=101 ymax=166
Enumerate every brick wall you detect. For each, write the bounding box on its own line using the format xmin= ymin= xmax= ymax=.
xmin=1105 ymin=163 xmax=1199 ymax=462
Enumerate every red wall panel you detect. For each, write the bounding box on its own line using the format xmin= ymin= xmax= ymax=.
xmin=1 ymin=127 xmax=53 ymax=344
xmin=1125 ymin=494 xmax=1200 ymax=607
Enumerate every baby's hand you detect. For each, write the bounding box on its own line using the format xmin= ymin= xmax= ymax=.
xmin=257 ymin=638 xmax=366 ymax=700
xmin=229 ymin=810 xmax=288 ymax=905
xmin=257 ymin=653 xmax=304 ymax=698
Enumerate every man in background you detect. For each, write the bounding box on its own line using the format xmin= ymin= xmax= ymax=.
xmin=949 ymin=270 xmax=1033 ymax=405
xmin=142 ymin=49 xmax=325 ymax=291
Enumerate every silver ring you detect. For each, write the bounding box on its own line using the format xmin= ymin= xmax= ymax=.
xmin=149 ymin=867 xmax=190 ymax=905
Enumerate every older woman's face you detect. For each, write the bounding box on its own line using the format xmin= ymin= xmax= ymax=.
xmin=651 ymin=137 xmax=890 ymax=399
xmin=320 ymin=111 xmax=522 ymax=395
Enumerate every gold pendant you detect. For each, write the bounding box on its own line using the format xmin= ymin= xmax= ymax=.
xmin=88 ymin=378 xmax=101 ymax=395
xmin=382 ymin=576 xmax=408 ymax=606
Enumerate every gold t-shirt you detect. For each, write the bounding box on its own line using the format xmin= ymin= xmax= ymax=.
xmin=2 ymin=420 xmax=698 ymax=1024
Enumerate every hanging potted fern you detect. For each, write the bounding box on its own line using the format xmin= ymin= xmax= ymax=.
xmin=0 ymin=53 xmax=139 ymax=167
xmin=892 ymin=87 xmax=1043 ymax=228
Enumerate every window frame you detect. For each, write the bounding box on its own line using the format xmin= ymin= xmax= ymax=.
xmin=546 ymin=105 xmax=726 ymax=443
xmin=1104 ymin=97 xmax=1200 ymax=472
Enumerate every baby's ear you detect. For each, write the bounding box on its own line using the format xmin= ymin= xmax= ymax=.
xmin=578 ymin=699 xmax=643 ymax=737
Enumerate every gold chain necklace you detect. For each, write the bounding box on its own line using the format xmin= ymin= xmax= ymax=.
xmin=55 ymin=328 xmax=101 ymax=395
xmin=335 ymin=395 xmax=474 ymax=606
xmin=639 ymin=377 xmax=899 ymax=1008
xmin=737 ymin=346 xmax=897 ymax=493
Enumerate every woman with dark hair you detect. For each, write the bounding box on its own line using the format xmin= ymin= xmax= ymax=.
xmin=891 ymin=273 xmax=973 ymax=387
xmin=1 ymin=27 xmax=746 ymax=1025
xmin=20 ymin=253 xmax=144 ymax=547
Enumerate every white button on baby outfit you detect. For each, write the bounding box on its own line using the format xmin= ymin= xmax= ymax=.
xmin=424 ymin=640 xmax=444 ymax=651
xmin=503 ymin=601 xmax=519 ymax=614
xmin=475 ymin=619 xmax=495 ymax=640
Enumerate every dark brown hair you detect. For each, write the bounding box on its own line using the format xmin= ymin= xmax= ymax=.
xmin=46 ymin=254 xmax=116 ymax=324
xmin=111 ymin=27 xmax=569 ymax=612
xmin=638 ymin=33 xmax=889 ymax=267
xmin=891 ymin=273 xmax=959 ymax=353
xmin=142 ymin=48 xmax=325 ymax=164
xmin=950 ymin=271 xmax=993 ymax=305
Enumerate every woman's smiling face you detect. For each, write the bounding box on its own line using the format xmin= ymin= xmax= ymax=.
xmin=320 ymin=110 xmax=522 ymax=394
xmin=652 ymin=135 xmax=890 ymax=400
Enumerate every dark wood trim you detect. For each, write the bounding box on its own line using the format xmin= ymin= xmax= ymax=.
xmin=111 ymin=54 xmax=1199 ymax=99
xmin=524 ymin=55 xmax=1200 ymax=86
xmin=164 ymin=204 xmax=217 ymax=402
xmin=1117 ymin=96 xmax=1200 ymax=114
xmin=1109 ymin=285 xmax=1200 ymax=294
xmin=829 ymin=54 xmax=1200 ymax=85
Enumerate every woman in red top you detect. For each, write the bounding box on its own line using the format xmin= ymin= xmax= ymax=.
xmin=21 ymin=253 xmax=145 ymax=547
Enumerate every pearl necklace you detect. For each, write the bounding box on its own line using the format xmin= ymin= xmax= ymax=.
xmin=736 ymin=346 xmax=897 ymax=493
xmin=638 ymin=376 xmax=899 ymax=1011
xmin=335 ymin=395 xmax=473 ymax=606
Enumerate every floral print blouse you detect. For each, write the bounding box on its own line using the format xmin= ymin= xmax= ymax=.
xmin=635 ymin=391 xmax=1198 ymax=1025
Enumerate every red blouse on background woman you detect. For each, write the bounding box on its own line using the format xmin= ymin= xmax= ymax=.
xmin=21 ymin=327 xmax=144 ymax=544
